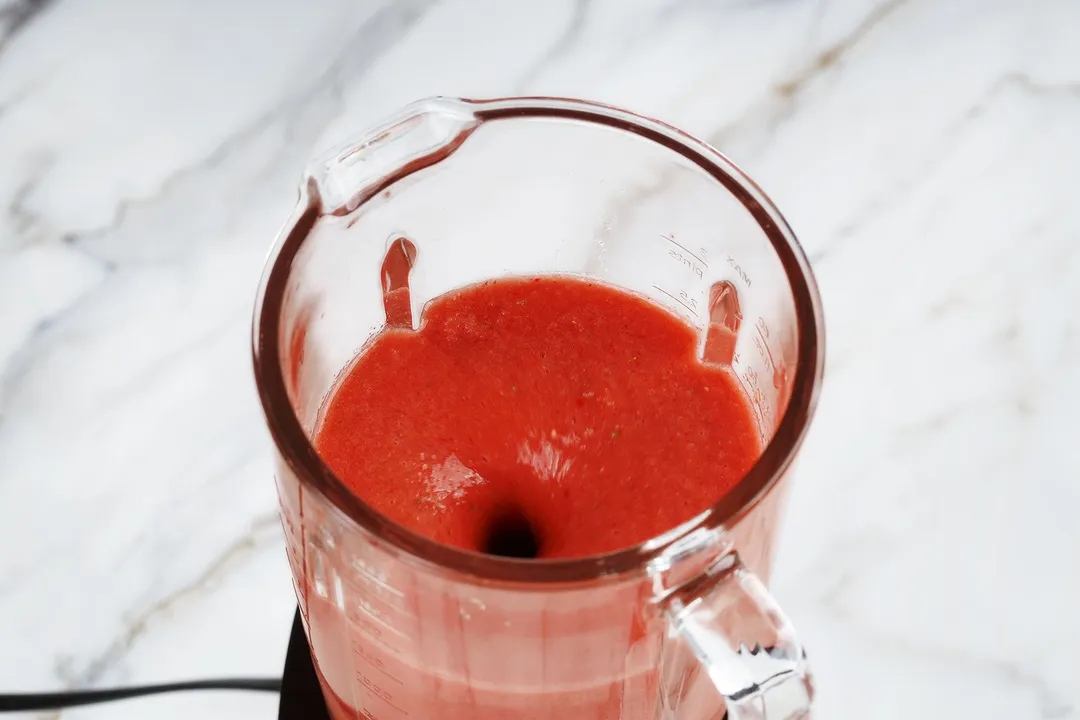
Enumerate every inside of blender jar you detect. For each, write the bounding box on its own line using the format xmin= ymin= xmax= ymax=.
xmin=308 ymin=244 xmax=764 ymax=560
xmin=287 ymin=116 xmax=798 ymax=560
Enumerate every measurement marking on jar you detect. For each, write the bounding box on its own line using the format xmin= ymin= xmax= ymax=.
xmin=352 ymin=642 xmax=404 ymax=684
xmin=739 ymin=364 xmax=773 ymax=441
xmin=358 ymin=672 xmax=409 ymax=715
xmin=351 ymin=599 xmax=409 ymax=639
xmin=652 ymin=285 xmax=700 ymax=317
xmin=350 ymin=557 xmax=405 ymax=598
xmin=663 ymin=233 xmax=708 ymax=266
xmin=352 ymin=625 xmax=400 ymax=654
xmin=344 ymin=576 xmax=408 ymax=616
xmin=755 ymin=321 xmax=777 ymax=374
xmin=726 ymin=254 xmax=752 ymax=288
xmin=663 ymin=233 xmax=708 ymax=278
xmin=346 ymin=613 xmax=411 ymax=655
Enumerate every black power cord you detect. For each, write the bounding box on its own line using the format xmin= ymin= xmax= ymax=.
xmin=0 ymin=677 xmax=281 ymax=712
xmin=2 ymin=611 xmax=309 ymax=714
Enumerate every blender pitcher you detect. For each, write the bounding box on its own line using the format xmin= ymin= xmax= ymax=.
xmin=253 ymin=97 xmax=825 ymax=720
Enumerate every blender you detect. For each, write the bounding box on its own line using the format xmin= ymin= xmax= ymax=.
xmin=253 ymin=97 xmax=825 ymax=720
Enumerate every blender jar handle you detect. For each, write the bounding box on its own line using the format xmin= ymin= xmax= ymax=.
xmin=659 ymin=550 xmax=814 ymax=720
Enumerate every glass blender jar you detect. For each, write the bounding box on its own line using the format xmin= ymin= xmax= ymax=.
xmin=253 ymin=97 xmax=825 ymax=720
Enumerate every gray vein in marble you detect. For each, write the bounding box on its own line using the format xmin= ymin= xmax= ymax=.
xmin=62 ymin=117 xmax=276 ymax=264
xmin=808 ymin=79 xmax=997 ymax=264
xmin=0 ymin=316 xmax=48 ymax=412
xmin=612 ymin=0 xmax=694 ymax=60
xmin=0 ymin=246 xmax=114 ymax=423
xmin=811 ymin=72 xmax=1080 ymax=265
xmin=6 ymin=153 xmax=49 ymax=239
xmin=590 ymin=0 xmax=907 ymax=228
xmin=0 ymin=83 xmax=28 ymax=121
xmin=775 ymin=0 xmax=908 ymax=100
xmin=707 ymin=0 xmax=911 ymax=152
xmin=53 ymin=511 xmax=281 ymax=694
xmin=796 ymin=527 xmax=897 ymax=608
xmin=513 ymin=0 xmax=594 ymax=93
xmin=0 ymin=283 xmax=109 ymax=427
xmin=63 ymin=0 xmax=436 ymax=256
xmin=822 ymin=602 xmax=1075 ymax=718
xmin=0 ymin=8 xmax=442 ymax=698
xmin=0 ymin=0 xmax=52 ymax=60
xmin=0 ymin=0 xmax=437 ymax=412
xmin=578 ymin=0 xmax=907 ymax=261
xmin=518 ymin=0 xmax=702 ymax=94
xmin=79 ymin=312 xmax=244 ymax=429
xmin=1004 ymin=71 xmax=1080 ymax=100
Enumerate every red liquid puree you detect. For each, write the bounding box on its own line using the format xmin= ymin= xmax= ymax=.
xmin=316 ymin=276 xmax=760 ymax=560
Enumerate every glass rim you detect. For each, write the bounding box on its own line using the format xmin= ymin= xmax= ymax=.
xmin=252 ymin=96 xmax=826 ymax=585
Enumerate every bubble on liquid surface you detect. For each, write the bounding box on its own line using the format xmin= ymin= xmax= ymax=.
xmin=423 ymin=455 xmax=486 ymax=509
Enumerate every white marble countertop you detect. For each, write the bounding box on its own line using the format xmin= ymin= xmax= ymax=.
xmin=1 ymin=0 xmax=1078 ymax=718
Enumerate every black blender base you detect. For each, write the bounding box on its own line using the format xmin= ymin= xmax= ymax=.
xmin=279 ymin=609 xmax=331 ymax=720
